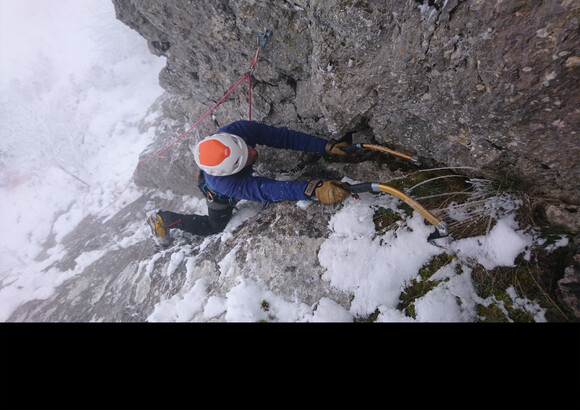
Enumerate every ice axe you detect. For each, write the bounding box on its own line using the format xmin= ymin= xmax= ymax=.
xmin=341 ymin=181 xmax=449 ymax=241
xmin=344 ymin=143 xmax=423 ymax=167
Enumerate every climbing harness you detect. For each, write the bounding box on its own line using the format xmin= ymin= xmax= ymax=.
xmin=345 ymin=143 xmax=423 ymax=167
xmin=198 ymin=171 xmax=239 ymax=207
xmin=85 ymin=31 xmax=271 ymax=221
xmin=200 ymin=183 xmax=240 ymax=207
xmin=341 ymin=181 xmax=449 ymax=240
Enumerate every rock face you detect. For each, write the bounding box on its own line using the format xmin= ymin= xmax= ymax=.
xmin=112 ymin=0 xmax=579 ymax=205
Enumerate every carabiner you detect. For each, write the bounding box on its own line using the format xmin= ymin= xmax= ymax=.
xmin=256 ymin=30 xmax=272 ymax=50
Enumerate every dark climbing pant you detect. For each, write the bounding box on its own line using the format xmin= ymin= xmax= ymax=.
xmin=159 ymin=199 xmax=234 ymax=237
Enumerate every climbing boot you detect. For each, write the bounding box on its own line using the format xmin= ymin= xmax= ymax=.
xmin=146 ymin=211 xmax=171 ymax=247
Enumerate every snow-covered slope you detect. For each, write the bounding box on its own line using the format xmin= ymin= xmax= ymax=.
xmin=0 ymin=0 xmax=165 ymax=319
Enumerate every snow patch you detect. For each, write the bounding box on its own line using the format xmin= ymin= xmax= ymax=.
xmin=451 ymin=215 xmax=532 ymax=270
xmin=148 ymin=277 xmax=209 ymax=322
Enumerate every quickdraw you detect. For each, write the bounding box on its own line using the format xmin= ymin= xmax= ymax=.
xmin=256 ymin=30 xmax=272 ymax=49
xmin=249 ymin=30 xmax=272 ymax=76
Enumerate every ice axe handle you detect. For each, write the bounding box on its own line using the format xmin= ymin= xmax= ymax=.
xmin=343 ymin=143 xmax=364 ymax=155
xmin=340 ymin=182 xmax=378 ymax=193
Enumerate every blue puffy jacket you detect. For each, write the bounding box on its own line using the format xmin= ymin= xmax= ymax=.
xmin=203 ymin=121 xmax=328 ymax=203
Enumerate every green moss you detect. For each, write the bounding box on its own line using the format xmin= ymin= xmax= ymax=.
xmin=471 ymin=250 xmax=572 ymax=322
xmin=355 ymin=308 xmax=380 ymax=322
xmin=476 ymin=287 xmax=535 ymax=323
xmin=419 ymin=253 xmax=457 ymax=280
xmin=398 ymin=253 xmax=456 ymax=318
xmin=476 ymin=302 xmax=510 ymax=322
xmin=260 ymin=300 xmax=270 ymax=311
xmin=373 ymin=207 xmax=403 ymax=234
xmin=259 ymin=300 xmax=276 ymax=322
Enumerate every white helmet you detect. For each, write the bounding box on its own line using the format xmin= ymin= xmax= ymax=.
xmin=193 ymin=133 xmax=249 ymax=176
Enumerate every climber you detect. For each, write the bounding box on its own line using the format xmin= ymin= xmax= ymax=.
xmin=146 ymin=120 xmax=351 ymax=246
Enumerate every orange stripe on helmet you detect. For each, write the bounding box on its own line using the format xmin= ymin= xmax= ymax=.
xmin=198 ymin=139 xmax=231 ymax=166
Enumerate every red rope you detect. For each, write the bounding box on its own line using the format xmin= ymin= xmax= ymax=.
xmin=137 ymin=72 xmax=251 ymax=165
xmin=84 ymin=50 xmax=258 ymax=221
xmin=249 ymin=46 xmax=260 ymax=73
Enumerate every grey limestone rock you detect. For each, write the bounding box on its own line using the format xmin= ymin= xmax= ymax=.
xmin=113 ymin=0 xmax=579 ymax=206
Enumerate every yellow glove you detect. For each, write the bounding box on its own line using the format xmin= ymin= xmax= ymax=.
xmin=324 ymin=140 xmax=349 ymax=157
xmin=304 ymin=180 xmax=350 ymax=205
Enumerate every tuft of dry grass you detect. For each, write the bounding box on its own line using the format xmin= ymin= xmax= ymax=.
xmin=378 ymin=162 xmax=576 ymax=321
